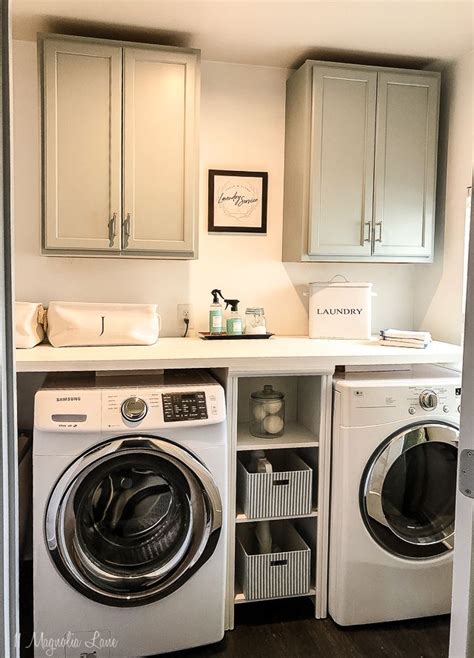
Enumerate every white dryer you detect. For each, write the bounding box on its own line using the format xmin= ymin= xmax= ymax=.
xmin=330 ymin=365 xmax=460 ymax=626
xmin=33 ymin=371 xmax=227 ymax=657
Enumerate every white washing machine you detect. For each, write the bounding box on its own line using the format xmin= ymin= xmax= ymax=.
xmin=33 ymin=371 xmax=228 ymax=657
xmin=330 ymin=365 xmax=461 ymax=626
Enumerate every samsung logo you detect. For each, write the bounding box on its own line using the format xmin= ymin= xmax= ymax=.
xmin=56 ymin=396 xmax=81 ymax=402
xmin=316 ymin=308 xmax=363 ymax=316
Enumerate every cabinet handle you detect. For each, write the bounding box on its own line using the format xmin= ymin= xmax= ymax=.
xmin=123 ymin=213 xmax=131 ymax=249
xmin=363 ymin=221 xmax=371 ymax=243
xmin=375 ymin=221 xmax=383 ymax=243
xmin=108 ymin=213 xmax=117 ymax=248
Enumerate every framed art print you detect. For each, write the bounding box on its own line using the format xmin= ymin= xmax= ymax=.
xmin=208 ymin=170 xmax=268 ymax=233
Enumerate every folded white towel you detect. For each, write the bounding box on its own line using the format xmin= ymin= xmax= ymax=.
xmin=381 ymin=328 xmax=432 ymax=342
xmin=379 ymin=338 xmax=430 ymax=349
xmin=381 ymin=336 xmax=430 ymax=346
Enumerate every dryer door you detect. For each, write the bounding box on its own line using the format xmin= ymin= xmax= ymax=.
xmin=360 ymin=422 xmax=458 ymax=559
xmin=45 ymin=436 xmax=222 ymax=606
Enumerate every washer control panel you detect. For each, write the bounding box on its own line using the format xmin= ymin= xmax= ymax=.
xmin=34 ymin=374 xmax=226 ymax=433
xmin=121 ymin=397 xmax=148 ymax=422
xmin=100 ymin=382 xmax=225 ymax=430
xmin=162 ymin=391 xmax=208 ymax=422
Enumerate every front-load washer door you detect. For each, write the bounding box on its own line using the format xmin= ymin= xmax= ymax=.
xmin=45 ymin=436 xmax=223 ymax=606
xmin=360 ymin=422 xmax=458 ymax=560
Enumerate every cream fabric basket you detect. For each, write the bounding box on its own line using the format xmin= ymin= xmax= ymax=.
xmin=15 ymin=302 xmax=46 ymax=348
xmin=46 ymin=302 xmax=161 ymax=348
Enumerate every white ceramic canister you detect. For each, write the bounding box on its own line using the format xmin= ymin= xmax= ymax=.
xmin=307 ymin=275 xmax=374 ymax=339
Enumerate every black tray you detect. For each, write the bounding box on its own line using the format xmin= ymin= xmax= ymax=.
xmin=200 ymin=332 xmax=274 ymax=340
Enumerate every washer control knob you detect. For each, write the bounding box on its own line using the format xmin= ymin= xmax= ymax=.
xmin=458 ymin=404 xmax=461 ymax=414
xmin=408 ymin=406 xmax=416 ymax=415
xmin=443 ymin=405 xmax=450 ymax=413
xmin=419 ymin=390 xmax=438 ymax=411
xmin=121 ymin=397 xmax=147 ymax=422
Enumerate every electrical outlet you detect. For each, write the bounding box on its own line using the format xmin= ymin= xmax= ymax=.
xmin=177 ymin=303 xmax=193 ymax=327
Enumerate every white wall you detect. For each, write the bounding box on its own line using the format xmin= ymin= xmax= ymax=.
xmin=414 ymin=50 xmax=473 ymax=343
xmin=12 ymin=39 xmax=415 ymax=337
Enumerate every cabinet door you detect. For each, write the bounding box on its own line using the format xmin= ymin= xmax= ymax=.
xmin=372 ymin=72 xmax=439 ymax=259
xmin=308 ymin=66 xmax=377 ymax=257
xmin=123 ymin=48 xmax=198 ymax=256
xmin=42 ymin=39 xmax=122 ymax=251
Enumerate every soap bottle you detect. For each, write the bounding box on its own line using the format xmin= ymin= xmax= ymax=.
xmin=225 ymin=299 xmax=242 ymax=336
xmin=209 ymin=289 xmax=224 ymax=335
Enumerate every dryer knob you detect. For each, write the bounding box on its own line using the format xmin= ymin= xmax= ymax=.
xmin=121 ymin=397 xmax=148 ymax=422
xmin=419 ymin=390 xmax=438 ymax=411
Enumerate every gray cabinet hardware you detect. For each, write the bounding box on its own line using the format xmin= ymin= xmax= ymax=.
xmin=363 ymin=222 xmax=371 ymax=243
xmin=123 ymin=213 xmax=131 ymax=250
xmin=375 ymin=221 xmax=383 ymax=243
xmin=108 ymin=212 xmax=117 ymax=247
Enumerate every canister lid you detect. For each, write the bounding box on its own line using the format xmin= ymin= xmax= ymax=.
xmin=309 ymin=274 xmax=372 ymax=289
xmin=251 ymin=384 xmax=284 ymax=400
xmin=309 ymin=280 xmax=372 ymax=289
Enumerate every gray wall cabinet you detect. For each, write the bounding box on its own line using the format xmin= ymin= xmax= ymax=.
xmin=41 ymin=35 xmax=200 ymax=259
xmin=283 ymin=61 xmax=440 ymax=263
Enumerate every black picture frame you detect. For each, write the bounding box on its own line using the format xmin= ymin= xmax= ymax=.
xmin=208 ymin=169 xmax=268 ymax=233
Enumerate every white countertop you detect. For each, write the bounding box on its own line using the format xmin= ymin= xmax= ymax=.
xmin=15 ymin=336 xmax=463 ymax=373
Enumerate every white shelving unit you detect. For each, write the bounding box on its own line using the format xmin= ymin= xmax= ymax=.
xmin=237 ymin=421 xmax=319 ymax=451
xmin=225 ymin=369 xmax=333 ymax=629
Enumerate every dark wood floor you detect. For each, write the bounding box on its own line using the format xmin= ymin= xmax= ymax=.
xmin=161 ymin=598 xmax=450 ymax=658
xmin=21 ymin=561 xmax=450 ymax=658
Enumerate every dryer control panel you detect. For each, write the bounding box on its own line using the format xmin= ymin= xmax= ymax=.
xmin=405 ymin=383 xmax=461 ymax=417
xmin=334 ymin=368 xmax=462 ymax=428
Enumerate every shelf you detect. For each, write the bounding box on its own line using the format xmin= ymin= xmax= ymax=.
xmin=16 ymin=336 xmax=462 ymax=374
xmin=234 ymin=584 xmax=316 ymax=604
xmin=237 ymin=421 xmax=319 ymax=451
xmin=235 ymin=505 xmax=318 ymax=524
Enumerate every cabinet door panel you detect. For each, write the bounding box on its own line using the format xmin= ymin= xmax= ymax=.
xmin=43 ymin=39 xmax=122 ymax=251
xmin=373 ymin=72 xmax=439 ymax=258
xmin=123 ymin=48 xmax=198 ymax=255
xmin=308 ymin=66 xmax=376 ymax=257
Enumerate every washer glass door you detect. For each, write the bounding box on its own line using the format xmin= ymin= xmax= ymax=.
xmin=361 ymin=422 xmax=458 ymax=559
xmin=46 ymin=437 xmax=222 ymax=606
